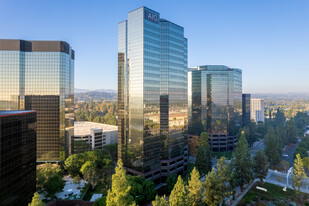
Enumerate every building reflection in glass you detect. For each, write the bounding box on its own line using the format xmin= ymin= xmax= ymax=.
xmin=118 ymin=7 xmax=188 ymax=183
xmin=188 ymin=65 xmax=242 ymax=151
xmin=0 ymin=40 xmax=74 ymax=162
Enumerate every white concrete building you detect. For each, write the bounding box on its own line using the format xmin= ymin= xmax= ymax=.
xmin=250 ymin=98 xmax=265 ymax=123
xmin=74 ymin=121 xmax=117 ymax=150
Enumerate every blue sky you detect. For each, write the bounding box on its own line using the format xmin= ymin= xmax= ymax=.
xmin=0 ymin=0 xmax=308 ymax=93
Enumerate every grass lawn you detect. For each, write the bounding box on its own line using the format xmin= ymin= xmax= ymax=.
xmin=212 ymin=150 xmax=233 ymax=160
xmin=239 ymin=182 xmax=309 ymax=206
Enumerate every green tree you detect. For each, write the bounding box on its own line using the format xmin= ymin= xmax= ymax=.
xmin=186 ymin=167 xmax=203 ymax=206
xmin=281 ymin=160 xmax=290 ymax=173
xmin=274 ymin=108 xmax=286 ymax=127
xmin=166 ymin=173 xmax=177 ymax=194
xmin=152 ymin=195 xmax=169 ymax=206
xmin=28 ymin=192 xmax=45 ymax=206
xmin=227 ymin=162 xmax=236 ymax=200
xmin=256 ymin=122 xmax=266 ymax=139
xmin=195 ymin=132 xmax=212 ymax=176
xmin=43 ymin=174 xmax=65 ymax=198
xmin=277 ymin=125 xmax=287 ymax=146
xmin=81 ymin=162 xmax=101 ymax=189
xmin=203 ymin=169 xmax=221 ymax=206
xmin=264 ymin=127 xmax=281 ymax=168
xmin=106 ymin=160 xmax=135 ymax=206
xmin=94 ymin=197 xmax=107 ymax=206
xmin=244 ymin=122 xmax=257 ymax=147
xmin=64 ymin=153 xmax=87 ymax=177
xmin=303 ymin=157 xmax=309 ymax=170
xmin=253 ymin=150 xmax=268 ymax=183
xmin=36 ymin=163 xmax=63 ymax=191
xmin=294 ymin=112 xmax=309 ymax=136
xmin=216 ymin=157 xmax=233 ymax=202
xmin=286 ymin=119 xmax=298 ymax=143
xmin=294 ymin=147 xmax=308 ymax=159
xmin=127 ymin=175 xmax=156 ymax=205
xmin=293 ymin=153 xmax=307 ymax=192
xmin=169 ymin=176 xmax=187 ymax=206
xmin=231 ymin=131 xmax=253 ymax=191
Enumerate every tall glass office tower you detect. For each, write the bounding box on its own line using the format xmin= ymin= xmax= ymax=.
xmin=242 ymin=93 xmax=251 ymax=127
xmin=0 ymin=39 xmax=74 ymax=162
xmin=118 ymin=7 xmax=188 ymax=183
xmin=188 ymin=66 xmax=242 ymax=151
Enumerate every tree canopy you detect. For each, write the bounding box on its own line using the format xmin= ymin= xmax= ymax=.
xmin=106 ymin=160 xmax=135 ymax=206
xmin=231 ymin=131 xmax=253 ymax=190
xmin=195 ymin=132 xmax=212 ymax=176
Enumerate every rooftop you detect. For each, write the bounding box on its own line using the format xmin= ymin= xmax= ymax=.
xmin=0 ymin=110 xmax=36 ymax=117
xmin=74 ymin=121 xmax=117 ymax=136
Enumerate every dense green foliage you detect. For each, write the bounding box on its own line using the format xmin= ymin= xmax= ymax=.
xmin=293 ymin=153 xmax=307 ymax=192
xmin=36 ymin=163 xmax=62 ymax=189
xmin=264 ymin=98 xmax=309 ymax=120
xmin=294 ymin=112 xmax=309 ymax=136
xmin=36 ymin=163 xmax=64 ymax=198
xmin=203 ymin=169 xmax=221 ymax=206
xmin=152 ymin=195 xmax=169 ymax=206
xmin=64 ymin=147 xmax=115 ymax=177
xmin=166 ymin=173 xmax=177 ymax=194
xmin=28 ymin=192 xmax=45 ymax=206
xmin=127 ymin=175 xmax=156 ymax=205
xmin=169 ymin=176 xmax=187 ymax=206
xmin=75 ymin=101 xmax=117 ymax=125
xmin=195 ymin=132 xmax=212 ymax=176
xmin=253 ymin=150 xmax=269 ymax=182
xmin=264 ymin=127 xmax=282 ymax=168
xmin=106 ymin=160 xmax=135 ymax=206
xmin=94 ymin=196 xmax=107 ymax=206
xmin=231 ymin=131 xmax=253 ymax=191
xmin=43 ymin=174 xmax=65 ymax=198
xmin=294 ymin=137 xmax=309 ymax=158
xmin=186 ymin=168 xmax=203 ymax=206
xmin=64 ymin=149 xmax=114 ymax=195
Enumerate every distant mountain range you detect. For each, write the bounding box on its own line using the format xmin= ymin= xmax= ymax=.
xmin=75 ymin=88 xmax=117 ymax=94
xmin=74 ymin=89 xmax=309 ymax=102
xmin=251 ymin=93 xmax=309 ymax=100
xmin=75 ymin=89 xmax=117 ymax=102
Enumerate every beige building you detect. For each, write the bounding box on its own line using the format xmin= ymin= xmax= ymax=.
xmin=251 ymin=98 xmax=265 ymax=123
xmin=73 ymin=121 xmax=117 ymax=152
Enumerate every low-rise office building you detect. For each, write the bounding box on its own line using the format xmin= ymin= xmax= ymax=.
xmin=0 ymin=111 xmax=36 ymax=205
xmin=73 ymin=121 xmax=117 ymax=153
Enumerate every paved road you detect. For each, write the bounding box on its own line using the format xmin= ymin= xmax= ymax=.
xmin=282 ymin=142 xmax=299 ymax=166
xmin=250 ymin=140 xmax=265 ymax=157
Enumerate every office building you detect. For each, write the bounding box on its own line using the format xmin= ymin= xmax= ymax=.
xmin=251 ymin=98 xmax=265 ymax=123
xmin=0 ymin=39 xmax=74 ymax=162
xmin=118 ymin=7 xmax=188 ymax=183
xmin=188 ymin=65 xmax=242 ymax=151
xmin=73 ymin=121 xmax=117 ymax=153
xmin=242 ymin=94 xmax=251 ymax=127
xmin=0 ymin=111 xmax=36 ymax=205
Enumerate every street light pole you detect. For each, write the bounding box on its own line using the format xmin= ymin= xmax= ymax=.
xmin=284 ymin=167 xmax=293 ymax=191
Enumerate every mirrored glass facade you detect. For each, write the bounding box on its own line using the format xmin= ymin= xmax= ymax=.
xmin=188 ymin=66 xmax=242 ymax=137
xmin=118 ymin=7 xmax=187 ymax=182
xmin=0 ymin=40 xmax=74 ymax=162
xmin=242 ymin=93 xmax=251 ymax=127
xmin=0 ymin=111 xmax=36 ymax=205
